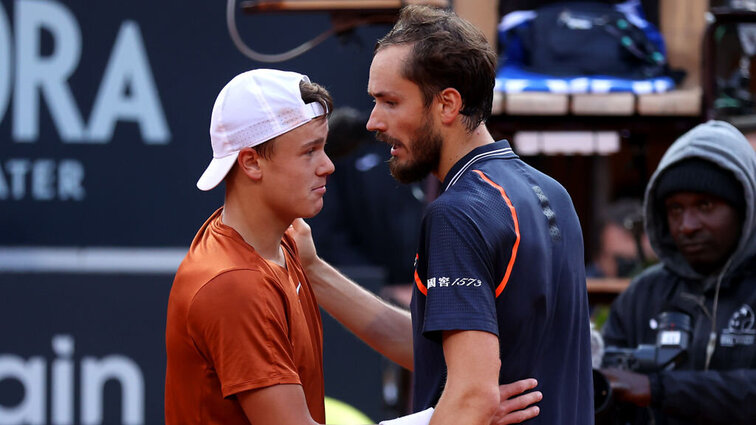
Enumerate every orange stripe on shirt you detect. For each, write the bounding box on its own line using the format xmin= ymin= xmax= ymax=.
xmin=472 ymin=169 xmax=520 ymax=298
xmin=414 ymin=253 xmax=427 ymax=295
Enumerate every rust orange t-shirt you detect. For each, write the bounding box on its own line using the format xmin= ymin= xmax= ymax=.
xmin=165 ymin=208 xmax=325 ymax=424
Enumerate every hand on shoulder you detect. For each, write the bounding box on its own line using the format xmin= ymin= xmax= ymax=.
xmin=290 ymin=218 xmax=318 ymax=268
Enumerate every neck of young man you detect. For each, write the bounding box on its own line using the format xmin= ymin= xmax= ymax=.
xmin=435 ymin=122 xmax=496 ymax=182
xmin=221 ymin=194 xmax=289 ymax=267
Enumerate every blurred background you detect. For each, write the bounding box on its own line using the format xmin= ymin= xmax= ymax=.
xmin=1 ymin=0 xmax=754 ymax=424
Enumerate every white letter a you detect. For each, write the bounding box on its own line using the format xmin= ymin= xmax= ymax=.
xmin=87 ymin=21 xmax=170 ymax=144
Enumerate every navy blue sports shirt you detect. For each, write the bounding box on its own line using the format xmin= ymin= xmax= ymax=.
xmin=410 ymin=140 xmax=594 ymax=424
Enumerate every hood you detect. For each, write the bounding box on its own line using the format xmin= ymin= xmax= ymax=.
xmin=644 ymin=120 xmax=756 ymax=280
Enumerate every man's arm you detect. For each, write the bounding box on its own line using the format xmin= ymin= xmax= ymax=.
xmin=293 ymin=219 xmax=414 ymax=369
xmin=429 ymin=330 xmax=501 ymax=425
xmin=657 ymin=368 xmax=756 ymax=424
xmin=238 ymin=380 xmax=541 ymax=425
xmin=603 ymin=368 xmax=756 ymax=424
xmin=599 ymin=364 xmax=756 ymax=422
xmin=238 ymin=384 xmax=321 ymax=425
xmin=293 ymin=220 xmax=542 ymax=424
xmin=599 ymin=368 xmax=651 ymax=407
xmin=304 ymin=254 xmax=415 ymax=369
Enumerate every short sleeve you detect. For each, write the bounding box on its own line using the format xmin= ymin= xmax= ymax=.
xmin=187 ymin=269 xmax=301 ymax=397
xmin=421 ymin=201 xmax=508 ymax=337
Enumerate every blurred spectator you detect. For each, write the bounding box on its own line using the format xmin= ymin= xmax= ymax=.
xmin=307 ymin=107 xmax=425 ymax=285
xmin=586 ymin=199 xmax=656 ymax=278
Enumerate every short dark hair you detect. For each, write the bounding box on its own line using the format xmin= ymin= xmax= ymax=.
xmin=375 ymin=5 xmax=497 ymax=132
xmin=254 ymin=79 xmax=334 ymax=159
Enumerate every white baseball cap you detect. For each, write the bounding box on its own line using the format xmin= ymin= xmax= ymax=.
xmin=196 ymin=69 xmax=328 ymax=191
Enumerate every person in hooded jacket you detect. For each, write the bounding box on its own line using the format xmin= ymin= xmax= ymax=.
xmin=600 ymin=120 xmax=756 ymax=424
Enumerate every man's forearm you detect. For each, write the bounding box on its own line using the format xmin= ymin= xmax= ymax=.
xmin=306 ymin=257 xmax=414 ymax=369
xmin=430 ymin=384 xmax=499 ymax=425
xmin=429 ymin=330 xmax=501 ymax=425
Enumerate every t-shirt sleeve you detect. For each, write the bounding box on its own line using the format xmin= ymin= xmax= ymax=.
xmin=187 ymin=269 xmax=301 ymax=398
xmin=421 ymin=200 xmax=510 ymax=337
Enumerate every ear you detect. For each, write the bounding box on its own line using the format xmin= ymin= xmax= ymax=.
xmin=436 ymin=87 xmax=463 ymax=125
xmin=236 ymin=147 xmax=263 ymax=181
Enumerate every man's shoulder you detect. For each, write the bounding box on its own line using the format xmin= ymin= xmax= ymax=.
xmin=423 ymin=192 xmax=489 ymax=235
xmin=436 ymin=163 xmax=519 ymax=208
xmin=451 ymin=155 xmax=520 ymax=188
xmin=634 ymin=262 xmax=670 ymax=281
xmin=183 ymin=268 xmax=288 ymax=323
xmin=203 ymin=267 xmax=282 ymax=295
xmin=175 ymin=244 xmax=266 ymax=286
xmin=173 ymin=256 xmax=277 ymax=307
xmin=427 ymin=167 xmax=528 ymax=235
xmin=454 ymin=156 xmax=570 ymax=204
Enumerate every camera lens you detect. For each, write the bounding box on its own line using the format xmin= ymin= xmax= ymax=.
xmin=657 ymin=312 xmax=691 ymax=332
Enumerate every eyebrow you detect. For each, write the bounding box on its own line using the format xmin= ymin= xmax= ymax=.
xmin=369 ymin=90 xmax=399 ymax=99
xmin=301 ymin=137 xmax=326 ymax=149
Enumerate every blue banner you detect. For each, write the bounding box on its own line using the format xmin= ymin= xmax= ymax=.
xmin=0 ymin=0 xmax=392 ymax=423
xmin=0 ymin=0 xmax=386 ymax=247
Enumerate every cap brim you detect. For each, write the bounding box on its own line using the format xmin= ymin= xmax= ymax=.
xmin=196 ymin=152 xmax=240 ymax=191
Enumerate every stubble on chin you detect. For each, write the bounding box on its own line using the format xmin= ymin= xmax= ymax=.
xmin=388 ymin=155 xmax=434 ymax=184
xmin=387 ymin=122 xmax=442 ymax=184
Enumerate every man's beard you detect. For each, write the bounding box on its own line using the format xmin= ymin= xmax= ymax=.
xmin=383 ymin=119 xmax=443 ymax=184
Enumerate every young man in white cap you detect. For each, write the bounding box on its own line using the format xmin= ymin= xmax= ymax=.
xmin=164 ymin=68 xmax=541 ymax=425
xmin=165 ymin=69 xmax=334 ymax=425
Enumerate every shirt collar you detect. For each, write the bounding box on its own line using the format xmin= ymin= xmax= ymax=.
xmin=441 ymin=140 xmax=517 ymax=192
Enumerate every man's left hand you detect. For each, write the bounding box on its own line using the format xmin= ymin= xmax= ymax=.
xmin=290 ymin=218 xmax=318 ymax=267
xmin=491 ymin=379 xmax=542 ymax=425
xmin=600 ymin=368 xmax=651 ymax=407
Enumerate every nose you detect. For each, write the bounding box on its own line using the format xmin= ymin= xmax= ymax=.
xmin=318 ymin=152 xmax=335 ymax=176
xmin=678 ymin=209 xmax=702 ymax=235
xmin=366 ymin=105 xmax=385 ymax=132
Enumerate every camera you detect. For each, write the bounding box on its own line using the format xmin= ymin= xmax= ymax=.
xmin=602 ymin=311 xmax=691 ymax=372
xmin=594 ymin=311 xmax=692 ymax=422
